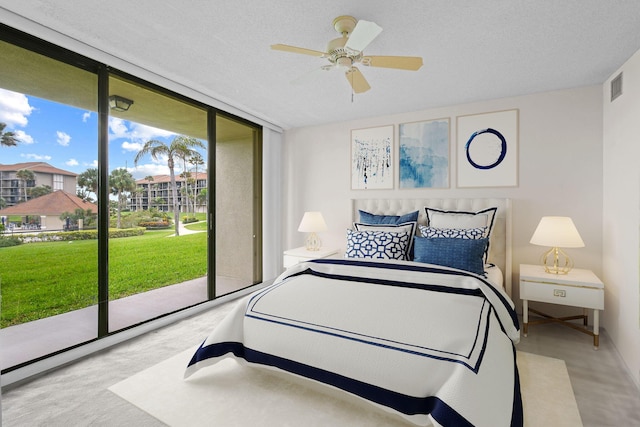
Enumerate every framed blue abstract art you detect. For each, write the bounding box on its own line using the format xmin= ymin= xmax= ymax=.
xmin=351 ymin=125 xmax=394 ymax=190
xmin=456 ymin=109 xmax=519 ymax=188
xmin=399 ymin=118 xmax=450 ymax=189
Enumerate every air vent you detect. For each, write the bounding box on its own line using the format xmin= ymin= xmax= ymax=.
xmin=611 ymin=72 xmax=623 ymax=102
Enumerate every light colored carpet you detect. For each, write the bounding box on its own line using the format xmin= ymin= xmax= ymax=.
xmin=109 ymin=349 xmax=583 ymax=427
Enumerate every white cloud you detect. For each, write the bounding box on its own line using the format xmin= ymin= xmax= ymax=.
xmin=129 ymin=162 xmax=170 ymax=180
xmin=130 ymin=123 xmax=174 ymax=142
xmin=66 ymin=158 xmax=79 ymax=166
xmin=108 ymin=117 xmax=129 ymax=140
xmin=13 ymin=130 xmax=34 ymax=144
xmin=121 ymin=141 xmax=144 ymax=152
xmin=0 ymin=88 xmax=34 ymax=128
xmin=84 ymin=160 xmax=98 ymax=168
xmin=108 ymin=117 xmax=174 ymax=143
xmin=82 ymin=111 xmax=91 ymax=122
xmin=21 ymin=153 xmax=52 ymax=161
xmin=56 ymin=131 xmax=71 ymax=147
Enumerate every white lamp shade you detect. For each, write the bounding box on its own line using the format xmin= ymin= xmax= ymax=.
xmin=530 ymin=216 xmax=585 ymax=248
xmin=297 ymin=211 xmax=328 ymax=232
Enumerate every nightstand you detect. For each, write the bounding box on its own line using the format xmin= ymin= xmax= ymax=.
xmin=520 ymin=264 xmax=604 ymax=349
xmin=283 ymin=246 xmax=339 ymax=269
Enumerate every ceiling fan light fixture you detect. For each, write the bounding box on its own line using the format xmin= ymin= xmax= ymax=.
xmin=336 ymin=57 xmax=352 ymax=69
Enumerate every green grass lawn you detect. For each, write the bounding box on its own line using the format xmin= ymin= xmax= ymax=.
xmin=0 ymin=228 xmax=207 ymax=327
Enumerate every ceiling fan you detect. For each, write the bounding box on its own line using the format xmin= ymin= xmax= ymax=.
xmin=271 ymin=15 xmax=423 ymax=94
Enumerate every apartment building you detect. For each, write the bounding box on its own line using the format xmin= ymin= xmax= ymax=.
xmin=0 ymin=162 xmax=77 ymax=207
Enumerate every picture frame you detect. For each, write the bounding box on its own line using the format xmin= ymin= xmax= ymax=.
xmin=351 ymin=125 xmax=394 ymax=190
xmin=399 ymin=118 xmax=450 ymax=189
xmin=456 ymin=109 xmax=519 ymax=188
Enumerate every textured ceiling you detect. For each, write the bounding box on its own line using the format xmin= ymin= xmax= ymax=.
xmin=1 ymin=1 xmax=640 ymax=130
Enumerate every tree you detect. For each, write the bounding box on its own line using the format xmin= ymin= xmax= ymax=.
xmin=29 ymin=185 xmax=52 ymax=199
xmin=189 ymin=152 xmax=204 ymax=213
xmin=16 ymin=169 xmax=35 ymax=202
xmin=77 ymin=168 xmax=98 ymax=202
xmin=134 ymin=135 xmax=205 ymax=236
xmin=144 ymin=175 xmax=154 ymax=210
xmin=109 ymin=168 xmax=136 ymax=228
xmin=0 ymin=123 xmax=19 ymax=147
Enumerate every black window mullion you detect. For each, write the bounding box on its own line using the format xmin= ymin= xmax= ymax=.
xmin=97 ymin=67 xmax=110 ymax=336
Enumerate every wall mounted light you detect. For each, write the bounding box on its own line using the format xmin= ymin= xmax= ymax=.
xmin=109 ymin=95 xmax=134 ymax=112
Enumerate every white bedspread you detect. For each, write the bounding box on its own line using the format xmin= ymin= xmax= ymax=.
xmin=184 ymin=259 xmax=522 ymax=427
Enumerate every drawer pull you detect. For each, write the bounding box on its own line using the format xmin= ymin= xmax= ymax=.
xmin=553 ymin=289 xmax=566 ymax=297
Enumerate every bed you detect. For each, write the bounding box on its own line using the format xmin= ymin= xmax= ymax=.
xmin=184 ymin=198 xmax=521 ymax=427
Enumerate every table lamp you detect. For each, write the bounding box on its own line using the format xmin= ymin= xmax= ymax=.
xmin=298 ymin=211 xmax=328 ymax=251
xmin=529 ymin=216 xmax=585 ymax=274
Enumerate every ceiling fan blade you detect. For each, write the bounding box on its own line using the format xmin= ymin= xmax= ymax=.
xmin=270 ymin=44 xmax=326 ymax=57
xmin=345 ymin=66 xmax=371 ymax=93
xmin=361 ymin=55 xmax=423 ymax=71
xmin=344 ymin=20 xmax=383 ymax=53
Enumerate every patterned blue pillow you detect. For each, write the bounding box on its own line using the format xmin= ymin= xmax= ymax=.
xmin=419 ymin=225 xmax=487 ymax=239
xmin=353 ymin=222 xmax=417 ymax=260
xmin=413 ymin=236 xmax=488 ymax=275
xmin=358 ymin=210 xmax=419 ymax=225
xmin=345 ymin=229 xmax=410 ymax=260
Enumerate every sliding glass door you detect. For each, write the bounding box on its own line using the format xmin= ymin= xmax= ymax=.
xmin=0 ymin=38 xmax=100 ymax=367
xmin=106 ymin=74 xmax=209 ymax=331
xmin=0 ymin=26 xmax=263 ymax=372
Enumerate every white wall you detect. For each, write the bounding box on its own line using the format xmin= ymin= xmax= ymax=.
xmin=603 ymin=48 xmax=640 ymax=388
xmin=283 ymin=86 xmax=603 ymax=313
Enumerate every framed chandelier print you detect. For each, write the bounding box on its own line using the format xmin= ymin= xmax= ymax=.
xmin=456 ymin=109 xmax=518 ymax=187
xmin=351 ymin=125 xmax=394 ymax=190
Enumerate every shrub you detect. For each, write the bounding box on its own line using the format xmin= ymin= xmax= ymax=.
xmin=0 ymin=236 xmax=22 ymax=248
xmin=8 ymin=227 xmax=146 ymax=243
xmin=182 ymin=216 xmax=198 ymax=224
xmin=139 ymin=221 xmax=170 ymax=229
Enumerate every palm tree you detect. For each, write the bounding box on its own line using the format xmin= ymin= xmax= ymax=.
xmin=1 ymin=123 xmax=19 ymax=147
xmin=134 ymin=135 xmax=205 ymax=236
xmin=77 ymin=168 xmax=98 ymax=202
xmin=109 ymin=168 xmax=136 ymax=228
xmin=144 ymin=175 xmax=154 ymax=210
xmin=189 ymin=152 xmax=205 ymax=213
xmin=16 ymin=169 xmax=35 ymax=202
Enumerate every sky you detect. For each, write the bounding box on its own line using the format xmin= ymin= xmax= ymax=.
xmin=0 ymin=88 xmax=207 ymax=180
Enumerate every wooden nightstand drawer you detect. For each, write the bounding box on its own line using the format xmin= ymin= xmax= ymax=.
xmin=520 ymin=280 xmax=604 ymax=310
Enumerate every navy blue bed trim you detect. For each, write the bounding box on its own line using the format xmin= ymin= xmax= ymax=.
xmin=309 ymin=258 xmax=520 ymax=330
xmin=187 ymin=341 xmax=483 ymax=426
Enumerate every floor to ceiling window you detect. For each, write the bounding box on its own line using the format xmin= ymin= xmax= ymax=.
xmin=0 ymin=37 xmax=99 ymax=368
xmin=106 ymin=74 xmax=210 ymax=331
xmin=0 ymin=25 xmax=262 ymax=372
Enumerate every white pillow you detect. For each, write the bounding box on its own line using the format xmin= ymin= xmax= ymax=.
xmin=424 ymin=207 xmax=497 ymax=239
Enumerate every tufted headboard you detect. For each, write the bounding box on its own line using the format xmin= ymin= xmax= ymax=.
xmin=351 ymin=198 xmax=512 ymax=296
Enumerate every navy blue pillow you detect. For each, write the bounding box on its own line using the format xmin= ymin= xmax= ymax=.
xmin=359 ymin=210 xmax=419 ymax=225
xmin=413 ymin=236 xmax=488 ymax=275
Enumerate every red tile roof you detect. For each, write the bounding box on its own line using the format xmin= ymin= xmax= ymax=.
xmin=0 ymin=190 xmax=97 ymax=216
